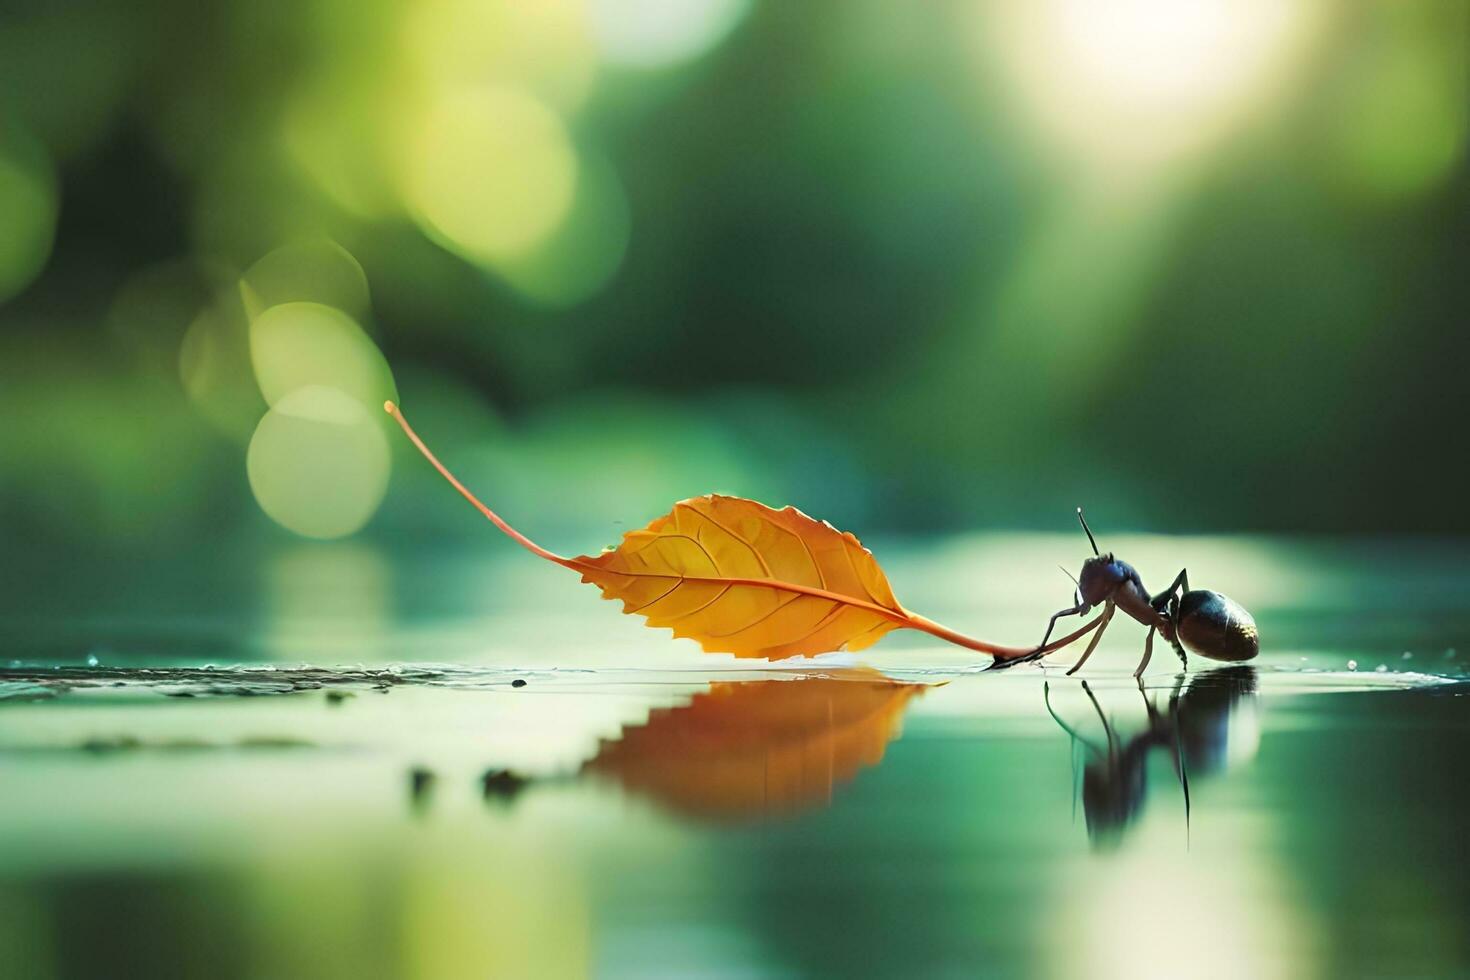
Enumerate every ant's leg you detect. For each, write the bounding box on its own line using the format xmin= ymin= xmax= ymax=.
xmin=1065 ymin=601 xmax=1115 ymax=676
xmin=1151 ymin=568 xmax=1189 ymax=611
xmin=1036 ymin=596 xmax=1090 ymax=651
xmin=1164 ymin=593 xmax=1189 ymax=670
xmin=1133 ymin=625 xmax=1157 ymax=680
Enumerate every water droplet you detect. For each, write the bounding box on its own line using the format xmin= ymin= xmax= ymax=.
xmin=85 ymin=654 xmax=100 ymax=668
xmin=1375 ymin=664 xmax=1388 ymax=673
xmin=1402 ymin=651 xmax=1413 ymax=660
xmin=1348 ymin=660 xmax=1358 ymax=671
xmin=1446 ymin=648 xmax=1458 ymax=659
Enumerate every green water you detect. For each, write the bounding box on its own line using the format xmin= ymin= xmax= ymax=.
xmin=2 ymin=534 xmax=1467 ymax=979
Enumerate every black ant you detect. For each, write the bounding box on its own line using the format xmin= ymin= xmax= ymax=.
xmin=1032 ymin=509 xmax=1259 ymax=678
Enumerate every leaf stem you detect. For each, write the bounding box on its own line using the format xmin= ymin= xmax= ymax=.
xmin=384 ymin=400 xmax=579 ymax=570
xmin=386 ymin=399 xmax=1104 ymax=664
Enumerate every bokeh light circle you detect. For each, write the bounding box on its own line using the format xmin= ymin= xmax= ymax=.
xmin=590 ymin=0 xmax=750 ymax=68
xmin=400 ymin=87 xmax=578 ymax=265
xmin=247 ymin=386 xmax=390 ymax=539
xmin=0 ymin=132 xmax=59 ymax=304
xmin=494 ymin=149 xmax=632 ymax=307
xmin=249 ymin=301 xmax=397 ymax=410
xmin=241 ymin=240 xmax=371 ymax=322
xmin=403 ymin=0 xmax=596 ymax=113
xmin=1330 ymin=44 xmax=1466 ymax=201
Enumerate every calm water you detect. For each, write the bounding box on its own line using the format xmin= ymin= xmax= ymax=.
xmin=2 ymin=533 xmax=1468 ymax=979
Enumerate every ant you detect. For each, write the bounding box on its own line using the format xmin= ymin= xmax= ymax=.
xmin=1032 ymin=509 xmax=1259 ymax=678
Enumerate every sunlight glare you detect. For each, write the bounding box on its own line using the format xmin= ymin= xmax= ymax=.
xmin=1048 ymin=816 xmax=1319 ymax=980
xmin=990 ymin=0 xmax=1319 ymax=166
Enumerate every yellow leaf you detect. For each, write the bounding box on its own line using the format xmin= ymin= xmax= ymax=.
xmin=583 ymin=670 xmax=924 ymax=821
xmin=386 ymin=401 xmax=1102 ymax=662
xmin=573 ymin=494 xmax=905 ymax=658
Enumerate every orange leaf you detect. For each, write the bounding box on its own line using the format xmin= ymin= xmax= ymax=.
xmin=386 ymin=401 xmax=1101 ymax=662
xmin=583 ymin=670 xmax=924 ymax=820
xmin=572 ymin=495 xmax=906 ymax=658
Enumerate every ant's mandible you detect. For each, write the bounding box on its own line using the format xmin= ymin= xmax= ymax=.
xmin=1036 ymin=509 xmax=1259 ymax=678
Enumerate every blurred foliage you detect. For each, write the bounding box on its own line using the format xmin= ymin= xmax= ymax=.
xmin=0 ymin=0 xmax=1466 ymax=554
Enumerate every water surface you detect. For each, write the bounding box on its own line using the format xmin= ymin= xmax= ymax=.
xmin=2 ymin=534 xmax=1467 ymax=978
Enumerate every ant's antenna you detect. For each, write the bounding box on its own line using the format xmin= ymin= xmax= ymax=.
xmin=1077 ymin=507 xmax=1100 ymax=556
xmin=1059 ymin=565 xmax=1081 ymax=604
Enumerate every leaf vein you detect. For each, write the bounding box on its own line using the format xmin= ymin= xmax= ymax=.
xmin=665 ymin=582 xmax=734 ymax=625
xmin=626 ymin=578 xmax=682 ymax=614
xmin=679 ymin=501 xmax=772 ymax=577
xmin=704 ymin=592 xmax=806 ymax=639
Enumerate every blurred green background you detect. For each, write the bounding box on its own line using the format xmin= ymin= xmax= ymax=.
xmin=1 ymin=0 xmax=1466 ymax=561
xmin=3 ymin=6 xmax=1469 ymax=975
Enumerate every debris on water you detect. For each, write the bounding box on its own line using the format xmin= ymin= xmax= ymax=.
xmin=511 ymin=678 xmax=527 ymax=688
xmin=76 ymin=735 xmax=312 ymax=753
xmin=238 ymin=736 xmax=313 ymax=750
xmin=85 ymin=654 xmax=99 ymax=667
xmin=82 ymin=735 xmax=142 ymax=753
xmin=1348 ymin=660 xmax=1358 ymax=671
xmin=1376 ymin=664 xmax=1389 ymax=673
xmin=0 ymin=663 xmax=517 ymax=701
xmin=1446 ymin=649 xmax=1458 ymax=660
xmin=409 ymin=767 xmax=435 ymax=809
xmin=325 ymin=690 xmax=352 ymax=706
xmin=1402 ymin=652 xmax=1413 ymax=660
xmin=481 ymin=768 xmax=528 ymax=801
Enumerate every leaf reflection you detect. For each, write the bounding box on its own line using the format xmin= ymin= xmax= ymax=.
xmin=582 ymin=670 xmax=927 ymax=821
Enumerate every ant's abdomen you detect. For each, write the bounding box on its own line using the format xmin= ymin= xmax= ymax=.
xmin=1177 ymin=590 xmax=1259 ymax=662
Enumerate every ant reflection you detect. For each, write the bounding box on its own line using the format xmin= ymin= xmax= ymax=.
xmin=1045 ymin=666 xmax=1258 ymax=847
